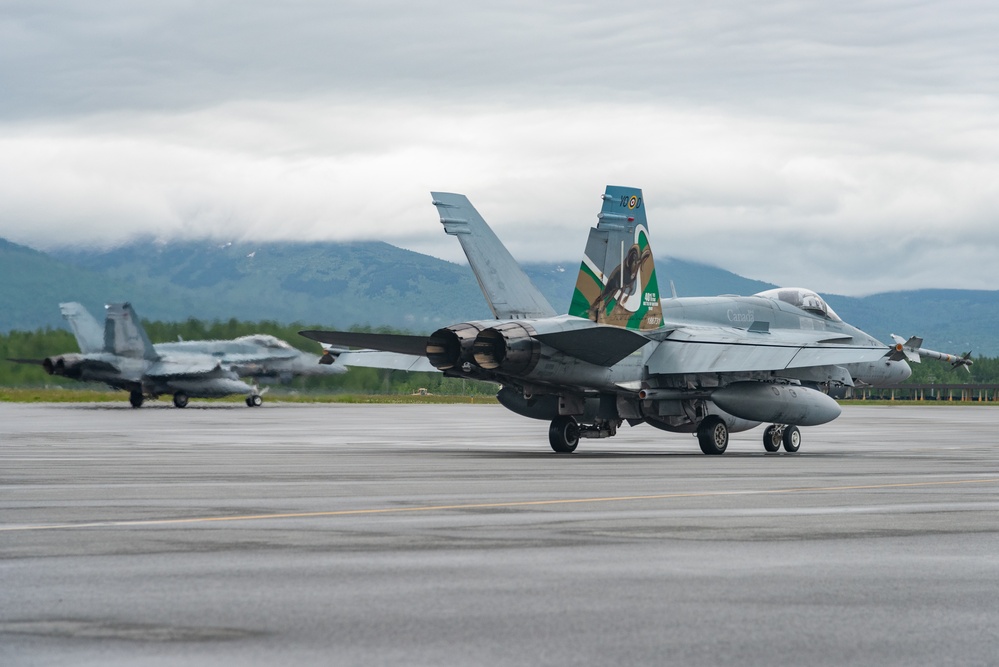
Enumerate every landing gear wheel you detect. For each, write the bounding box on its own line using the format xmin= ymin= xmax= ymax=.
xmin=173 ymin=391 xmax=189 ymax=408
xmin=782 ymin=425 xmax=801 ymax=453
xmin=548 ymin=416 xmax=579 ymax=453
xmin=763 ymin=425 xmax=782 ymax=453
xmin=247 ymin=394 xmax=263 ymax=407
xmin=697 ymin=416 xmax=729 ymax=455
xmin=129 ymin=391 xmax=143 ymax=408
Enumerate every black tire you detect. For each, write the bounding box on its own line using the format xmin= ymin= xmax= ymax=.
xmin=173 ymin=392 xmax=189 ymax=408
xmin=697 ymin=416 xmax=729 ymax=455
xmin=129 ymin=391 xmax=143 ymax=409
xmin=782 ymin=425 xmax=801 ymax=453
xmin=249 ymin=394 xmax=263 ymax=407
xmin=548 ymin=416 xmax=579 ymax=453
xmin=763 ymin=425 xmax=781 ymax=452
xmin=245 ymin=397 xmax=253 ymax=407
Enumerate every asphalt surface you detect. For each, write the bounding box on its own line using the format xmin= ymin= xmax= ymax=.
xmin=2 ymin=401 xmax=999 ymax=666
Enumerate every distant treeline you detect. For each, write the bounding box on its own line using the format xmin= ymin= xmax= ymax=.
xmin=1 ymin=318 xmax=997 ymax=391
xmin=0 ymin=318 xmax=496 ymax=396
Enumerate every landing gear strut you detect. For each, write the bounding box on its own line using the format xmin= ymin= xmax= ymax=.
xmin=549 ymin=416 xmax=579 ymax=453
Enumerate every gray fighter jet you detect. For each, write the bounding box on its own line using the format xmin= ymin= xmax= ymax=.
xmin=29 ymin=302 xmax=344 ymax=408
xmin=303 ymin=185 xmax=971 ymax=454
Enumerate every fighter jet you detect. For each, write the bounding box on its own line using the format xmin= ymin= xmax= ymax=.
xmin=23 ymin=302 xmax=345 ymax=408
xmin=302 ymin=185 xmax=972 ymax=454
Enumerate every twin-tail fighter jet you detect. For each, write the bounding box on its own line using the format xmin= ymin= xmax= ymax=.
xmin=17 ymin=302 xmax=345 ymax=408
xmin=302 ymin=185 xmax=971 ymax=454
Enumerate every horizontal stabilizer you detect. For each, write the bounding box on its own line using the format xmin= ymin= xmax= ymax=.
xmin=6 ymin=358 xmax=45 ymax=366
xmin=335 ymin=350 xmax=437 ymax=372
xmin=534 ymin=326 xmax=650 ymax=367
xmin=300 ymin=330 xmax=431 ymax=357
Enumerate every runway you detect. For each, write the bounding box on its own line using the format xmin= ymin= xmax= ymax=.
xmin=2 ymin=402 xmax=999 ymax=666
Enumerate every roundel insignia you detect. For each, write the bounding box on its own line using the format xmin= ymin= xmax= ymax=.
xmin=628 ymin=195 xmax=638 ymax=209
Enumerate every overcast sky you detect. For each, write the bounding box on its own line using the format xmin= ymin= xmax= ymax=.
xmin=1 ymin=1 xmax=997 ymax=295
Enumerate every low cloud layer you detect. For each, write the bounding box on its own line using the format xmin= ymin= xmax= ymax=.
xmin=1 ymin=1 xmax=997 ymax=295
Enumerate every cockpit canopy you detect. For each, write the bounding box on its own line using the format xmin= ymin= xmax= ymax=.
xmin=236 ymin=334 xmax=294 ymax=350
xmin=755 ymin=287 xmax=841 ymax=322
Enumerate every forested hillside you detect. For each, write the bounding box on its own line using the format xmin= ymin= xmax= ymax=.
xmin=2 ymin=236 xmax=997 ymax=355
xmin=3 ymin=317 xmax=996 ymax=394
xmin=0 ymin=319 xmax=494 ymax=395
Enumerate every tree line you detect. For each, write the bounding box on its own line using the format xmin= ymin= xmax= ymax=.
xmin=0 ymin=318 xmax=496 ymax=396
xmin=1 ymin=317 xmax=997 ymax=392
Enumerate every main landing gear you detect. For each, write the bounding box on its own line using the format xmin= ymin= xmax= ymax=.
xmin=245 ymin=394 xmax=263 ymax=407
xmin=763 ymin=424 xmax=801 ymax=453
xmin=547 ymin=416 xmax=619 ymax=453
xmin=173 ymin=391 xmax=189 ymax=408
xmin=696 ymin=419 xmax=803 ymax=455
xmin=129 ymin=390 xmax=144 ymax=408
xmin=697 ymin=416 xmax=729 ymax=455
xmin=549 ymin=416 xmax=579 ymax=453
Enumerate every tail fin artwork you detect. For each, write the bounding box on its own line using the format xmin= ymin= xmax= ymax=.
xmin=104 ymin=303 xmax=159 ymax=361
xmin=60 ymin=302 xmax=105 ymax=354
xmin=432 ymin=192 xmax=557 ymax=320
xmin=568 ymin=186 xmax=664 ymax=330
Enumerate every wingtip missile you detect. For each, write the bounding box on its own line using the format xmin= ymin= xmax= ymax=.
xmin=888 ymin=334 xmax=973 ymax=369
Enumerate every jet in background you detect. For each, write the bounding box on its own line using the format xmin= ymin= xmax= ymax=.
xmin=303 ymin=186 xmax=971 ymax=455
xmin=21 ymin=302 xmax=345 ymax=408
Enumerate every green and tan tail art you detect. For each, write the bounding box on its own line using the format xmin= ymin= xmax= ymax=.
xmin=569 ymin=186 xmax=664 ymax=331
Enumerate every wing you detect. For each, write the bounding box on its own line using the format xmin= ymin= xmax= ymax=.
xmin=145 ymin=359 xmax=230 ymax=379
xmin=647 ymin=325 xmax=887 ymax=376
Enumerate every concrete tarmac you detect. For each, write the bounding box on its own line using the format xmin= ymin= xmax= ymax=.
xmin=2 ymin=401 xmax=998 ymax=666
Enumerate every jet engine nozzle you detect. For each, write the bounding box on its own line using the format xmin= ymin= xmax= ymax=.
xmin=426 ymin=323 xmax=485 ymax=371
xmin=472 ymin=322 xmax=540 ymax=375
xmin=43 ymin=354 xmax=83 ymax=378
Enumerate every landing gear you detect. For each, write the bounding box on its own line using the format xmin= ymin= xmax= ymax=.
xmin=173 ymin=391 xmax=189 ymax=408
xmin=129 ymin=390 xmax=143 ymax=408
xmin=763 ymin=425 xmax=782 ymax=452
xmin=549 ymin=416 xmax=579 ymax=453
xmin=782 ymin=425 xmax=801 ymax=453
xmin=246 ymin=394 xmax=263 ymax=407
xmin=697 ymin=415 xmax=728 ymax=455
xmin=762 ymin=424 xmax=801 ymax=453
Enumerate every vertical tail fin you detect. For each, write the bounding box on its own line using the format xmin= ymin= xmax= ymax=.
xmin=59 ymin=302 xmax=105 ymax=354
xmin=432 ymin=192 xmax=557 ymax=320
xmin=568 ymin=186 xmax=663 ymax=330
xmin=104 ymin=303 xmax=159 ymax=360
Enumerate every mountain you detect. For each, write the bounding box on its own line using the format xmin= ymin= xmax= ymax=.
xmin=2 ymin=237 xmax=997 ymax=356
xmin=0 ymin=238 xmax=148 ymax=332
xmin=826 ymin=290 xmax=998 ymax=357
xmin=47 ymin=239 xmax=496 ymax=329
